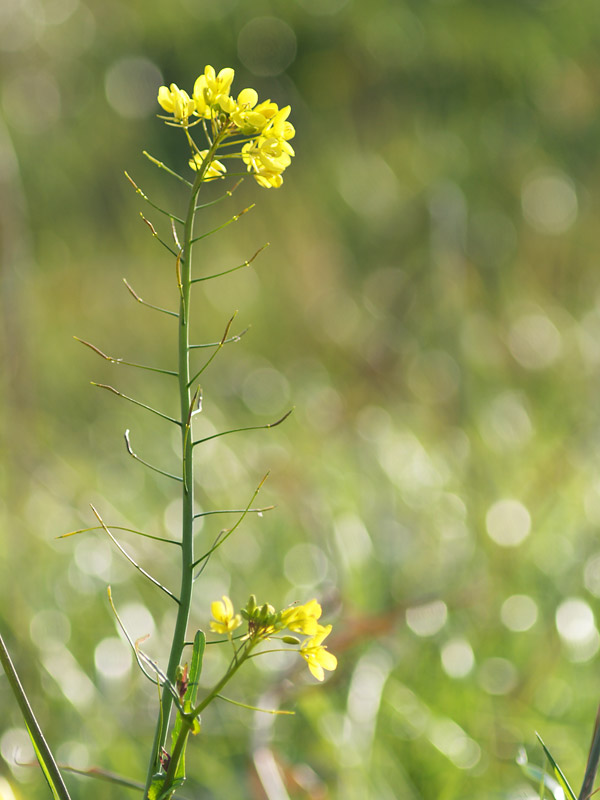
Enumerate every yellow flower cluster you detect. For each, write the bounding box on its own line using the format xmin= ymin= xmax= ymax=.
xmin=157 ymin=65 xmax=295 ymax=189
xmin=211 ymin=595 xmax=337 ymax=682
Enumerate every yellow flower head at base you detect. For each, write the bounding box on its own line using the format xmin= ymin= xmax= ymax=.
xmin=300 ymin=624 xmax=337 ymax=682
xmin=210 ymin=596 xmax=242 ymax=635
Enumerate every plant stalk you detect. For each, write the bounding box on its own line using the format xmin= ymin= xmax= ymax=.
xmin=144 ymin=135 xmax=224 ymax=798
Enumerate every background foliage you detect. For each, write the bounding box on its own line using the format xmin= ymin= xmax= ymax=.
xmin=2 ymin=0 xmax=600 ymax=797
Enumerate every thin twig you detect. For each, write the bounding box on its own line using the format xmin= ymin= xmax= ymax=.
xmin=58 ymin=525 xmax=180 ymax=546
xmin=192 ymin=409 xmax=293 ymax=447
xmin=191 ymin=243 xmax=269 ymax=284
xmin=188 ymin=313 xmax=236 ymax=387
xmin=140 ymin=213 xmax=179 ymax=257
xmin=92 ymin=383 xmax=180 ymax=426
xmin=75 ymin=337 xmax=176 ymax=377
xmin=195 ymin=179 xmax=243 ymax=210
xmin=192 ymin=474 xmax=269 ymax=571
xmin=194 ymin=505 xmax=274 ymax=520
xmin=91 ymin=506 xmax=179 ymax=603
xmin=142 ymin=151 xmax=192 ymax=187
xmin=189 ymin=326 xmax=249 ymax=349
xmin=124 ymin=429 xmax=183 ymax=482
xmin=123 ymin=278 xmax=178 ymax=317
xmin=123 ymin=171 xmax=185 ymax=224
xmin=190 ymin=205 xmax=255 ymax=244
xmin=107 ymin=587 xmax=159 ymax=684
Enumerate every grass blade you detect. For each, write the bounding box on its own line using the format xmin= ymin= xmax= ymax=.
xmin=537 ymin=733 xmax=577 ymax=800
xmin=0 ymin=633 xmax=72 ymax=800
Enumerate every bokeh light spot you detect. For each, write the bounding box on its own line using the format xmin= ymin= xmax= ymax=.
xmin=478 ymin=391 xmax=533 ymax=452
xmin=521 ymin=169 xmax=578 ymax=234
xmin=485 ymin=499 xmax=531 ymax=547
xmin=105 ymin=57 xmax=163 ymax=119
xmin=428 ymin=718 xmax=481 ymax=769
xmin=508 ymin=313 xmax=562 ymax=370
xmin=284 ymin=543 xmax=329 ymax=587
xmin=440 ymin=638 xmax=475 ymax=678
xmin=478 ymin=657 xmax=518 ymax=695
xmin=238 ymin=17 xmax=297 ymax=77
xmin=406 ymin=600 xmax=447 ymax=637
xmin=555 ymin=598 xmax=596 ymax=644
xmin=94 ymin=637 xmax=132 ymax=680
xmin=30 ymin=609 xmax=71 ymax=650
xmin=500 ymin=595 xmax=538 ymax=632
xmin=243 ymin=366 xmax=290 ymax=415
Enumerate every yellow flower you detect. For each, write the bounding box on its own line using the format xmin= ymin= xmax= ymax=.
xmin=230 ymin=92 xmax=279 ymax=135
xmin=157 ymin=83 xmax=195 ymax=124
xmin=280 ymin=599 xmax=323 ymax=636
xmin=189 ymin=150 xmax=227 ymax=180
xmin=241 ymin=134 xmax=294 ymax=188
xmin=193 ymin=65 xmax=235 ymax=117
xmin=263 ymin=105 xmax=295 ymax=142
xmin=210 ymin=596 xmax=242 ymax=635
xmin=300 ymin=625 xmax=337 ymax=682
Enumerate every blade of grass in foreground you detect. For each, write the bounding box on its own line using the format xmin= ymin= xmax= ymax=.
xmin=518 ymin=748 xmax=568 ymax=800
xmin=537 ymin=732 xmax=577 ymax=800
xmin=578 ymin=704 xmax=600 ymax=800
xmin=0 ymin=633 xmax=72 ymax=800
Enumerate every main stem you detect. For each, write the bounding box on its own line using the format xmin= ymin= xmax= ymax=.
xmin=144 ymin=136 xmax=222 ymax=797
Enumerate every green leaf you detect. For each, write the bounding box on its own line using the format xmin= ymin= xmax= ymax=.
xmin=170 ymin=630 xmax=205 ymax=781
xmin=148 ymin=777 xmax=164 ymax=800
xmin=27 ymin=724 xmax=63 ymax=800
xmin=519 ymin=754 xmax=568 ymax=800
xmin=0 ymin=634 xmax=72 ymax=800
xmin=536 ymin=733 xmax=578 ymax=800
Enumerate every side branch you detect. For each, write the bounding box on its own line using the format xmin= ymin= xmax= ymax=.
xmin=91 ymin=506 xmax=179 ymax=604
xmin=140 ymin=213 xmax=179 ymax=257
xmin=124 ymin=171 xmax=185 ymax=224
xmin=91 ymin=383 xmax=180 ymax=425
xmin=192 ymin=408 xmax=294 ymax=447
xmin=194 ymin=505 xmax=274 ymax=520
xmin=192 ymin=474 xmax=269 ymax=571
xmin=123 ymin=278 xmax=178 ymax=317
xmin=190 ymin=204 xmax=255 ymax=245
xmin=195 ymin=178 xmax=243 ymax=210
xmin=191 ymin=242 xmax=269 ymax=284
xmin=58 ymin=525 xmax=180 ymax=547
xmin=124 ymin=429 xmax=183 ymax=482
xmin=142 ymin=151 xmax=192 ymax=187
xmin=189 ymin=326 xmax=249 ymax=350
xmin=188 ymin=313 xmax=237 ymax=388
xmin=75 ymin=337 xmax=176 ymax=377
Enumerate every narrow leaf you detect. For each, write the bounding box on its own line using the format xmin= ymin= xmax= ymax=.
xmin=579 ymin=705 xmax=600 ymax=800
xmin=537 ymin=733 xmax=577 ymax=800
xmin=0 ymin=634 xmax=72 ymax=800
xmin=171 ymin=631 xmax=206 ymax=780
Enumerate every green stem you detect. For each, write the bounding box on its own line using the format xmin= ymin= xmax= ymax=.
xmin=0 ymin=633 xmax=72 ymax=800
xmin=160 ymin=644 xmax=250 ymax=796
xmin=144 ymin=135 xmax=225 ymax=798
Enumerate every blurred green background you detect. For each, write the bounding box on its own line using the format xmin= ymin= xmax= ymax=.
xmin=2 ymin=0 xmax=600 ymax=797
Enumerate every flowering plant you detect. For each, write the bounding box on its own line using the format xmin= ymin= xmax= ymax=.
xmin=0 ymin=65 xmax=335 ymax=800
